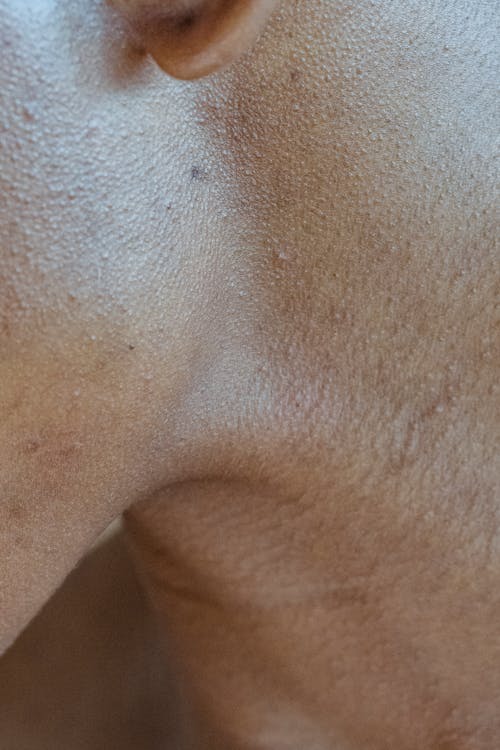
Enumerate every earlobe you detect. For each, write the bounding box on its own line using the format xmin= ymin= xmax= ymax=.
xmin=112 ymin=0 xmax=278 ymax=80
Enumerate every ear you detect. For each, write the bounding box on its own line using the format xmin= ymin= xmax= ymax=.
xmin=112 ymin=0 xmax=279 ymax=80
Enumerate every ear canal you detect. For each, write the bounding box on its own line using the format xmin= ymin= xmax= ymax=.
xmin=114 ymin=0 xmax=278 ymax=80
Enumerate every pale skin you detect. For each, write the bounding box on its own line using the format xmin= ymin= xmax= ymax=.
xmin=0 ymin=0 xmax=499 ymax=748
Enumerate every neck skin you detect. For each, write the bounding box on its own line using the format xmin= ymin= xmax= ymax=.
xmin=1 ymin=1 xmax=499 ymax=747
xmin=127 ymin=2 xmax=499 ymax=748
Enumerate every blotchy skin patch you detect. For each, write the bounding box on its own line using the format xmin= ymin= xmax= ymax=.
xmin=0 ymin=1 xmax=499 ymax=748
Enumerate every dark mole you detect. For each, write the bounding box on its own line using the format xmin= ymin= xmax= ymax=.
xmin=128 ymin=344 xmax=135 ymax=351
xmin=290 ymin=69 xmax=300 ymax=82
xmin=191 ymin=165 xmax=209 ymax=181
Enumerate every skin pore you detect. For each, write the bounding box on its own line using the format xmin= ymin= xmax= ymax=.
xmin=0 ymin=1 xmax=499 ymax=748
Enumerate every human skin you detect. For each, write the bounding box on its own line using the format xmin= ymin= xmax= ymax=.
xmin=1 ymin=1 xmax=499 ymax=748
xmin=0 ymin=529 xmax=181 ymax=750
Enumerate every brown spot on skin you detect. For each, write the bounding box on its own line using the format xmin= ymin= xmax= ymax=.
xmin=58 ymin=443 xmax=81 ymax=460
xmin=21 ymin=106 xmax=35 ymax=123
xmin=24 ymin=439 xmax=41 ymax=455
xmin=20 ymin=428 xmax=83 ymax=463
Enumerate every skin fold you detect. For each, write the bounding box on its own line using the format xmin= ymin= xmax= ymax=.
xmin=0 ymin=1 xmax=498 ymax=748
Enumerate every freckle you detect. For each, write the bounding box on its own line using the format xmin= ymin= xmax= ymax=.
xmin=24 ymin=439 xmax=41 ymax=455
xmin=21 ymin=105 xmax=35 ymax=122
xmin=58 ymin=443 xmax=80 ymax=459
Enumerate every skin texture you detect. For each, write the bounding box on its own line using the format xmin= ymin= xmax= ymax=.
xmin=0 ymin=1 xmax=499 ymax=748
xmin=0 ymin=529 xmax=182 ymax=750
